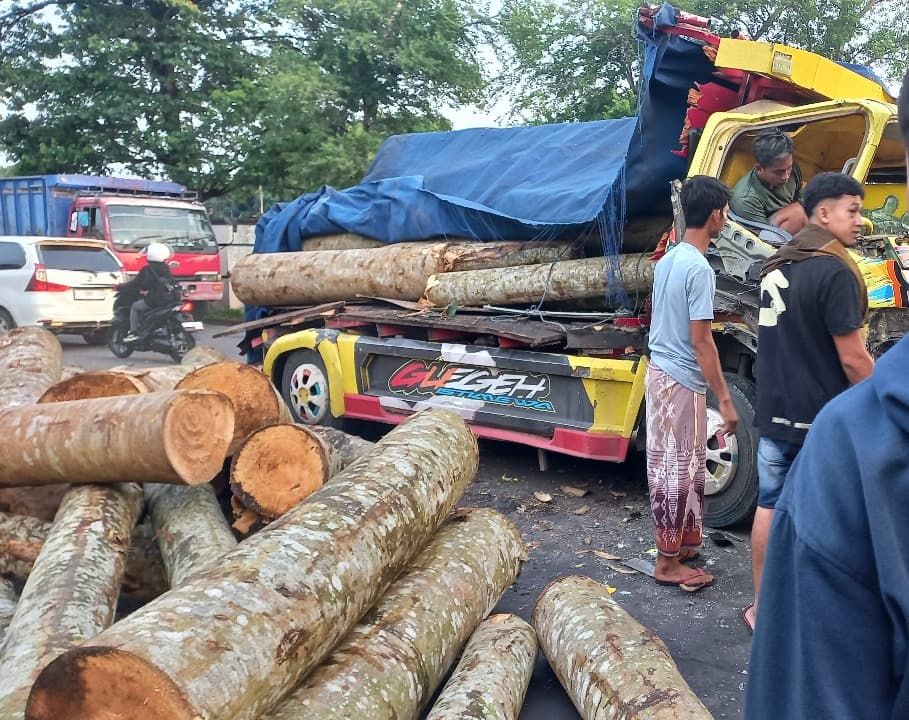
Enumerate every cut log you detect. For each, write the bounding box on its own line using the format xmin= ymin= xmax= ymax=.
xmin=0 ymin=327 xmax=63 ymax=408
xmin=0 ymin=487 xmax=67 ymax=523
xmin=181 ymin=345 xmax=229 ymax=367
xmin=532 ymin=575 xmax=712 ymax=720
xmin=37 ymin=370 xmax=148 ymax=403
xmin=175 ymin=361 xmax=292 ymax=455
xmin=59 ymin=365 xmax=87 ymax=382
xmin=425 ymin=613 xmax=537 ymax=720
xmin=262 ymin=507 xmax=525 ymax=720
xmin=423 ymin=254 xmax=655 ymax=308
xmin=0 ymin=390 xmax=234 ymax=487
xmin=230 ymin=424 xmax=374 ymax=518
xmin=299 ymin=233 xmax=385 ymax=252
xmin=231 ymin=240 xmax=579 ymax=307
xmin=0 ymin=578 xmax=16 ymax=648
xmin=144 ymin=484 xmax=237 ymax=587
xmin=108 ymin=365 xmax=197 ymax=392
xmin=0 ymin=512 xmax=167 ymax=602
xmin=0 ymin=483 xmax=143 ymax=718
xmin=26 ymin=408 xmax=478 ymax=720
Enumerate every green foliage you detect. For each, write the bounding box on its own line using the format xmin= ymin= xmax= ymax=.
xmin=492 ymin=0 xmax=909 ymax=124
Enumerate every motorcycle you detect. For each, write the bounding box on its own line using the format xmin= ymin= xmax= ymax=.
xmin=108 ymin=289 xmax=202 ymax=362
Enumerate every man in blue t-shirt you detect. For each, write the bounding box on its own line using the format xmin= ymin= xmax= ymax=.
xmin=646 ymin=175 xmax=738 ymax=592
xmin=743 ymin=171 xmax=875 ymax=633
xmin=744 ymin=70 xmax=909 ymax=719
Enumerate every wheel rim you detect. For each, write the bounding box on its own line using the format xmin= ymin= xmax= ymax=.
xmin=0 ymin=317 xmax=10 ymax=334
xmin=288 ymin=362 xmax=329 ymax=424
xmin=704 ymin=406 xmax=739 ymax=496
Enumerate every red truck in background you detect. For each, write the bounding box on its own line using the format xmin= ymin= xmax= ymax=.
xmin=0 ymin=175 xmax=223 ymax=318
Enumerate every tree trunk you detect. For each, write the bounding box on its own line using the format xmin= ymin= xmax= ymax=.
xmin=175 ymin=361 xmax=292 ymax=455
xmin=425 ymin=613 xmax=538 ymax=720
xmin=0 ymin=390 xmax=234 ymax=487
xmin=181 ymin=345 xmax=229 ymax=367
xmin=231 ymin=240 xmax=578 ymax=306
xmin=144 ymin=484 xmax=237 ymax=587
xmin=423 ymin=254 xmax=654 ymax=308
xmin=108 ymin=365 xmax=197 ymax=392
xmin=262 ymin=507 xmax=525 ymax=720
xmin=0 ymin=512 xmax=167 ymax=602
xmin=532 ymin=575 xmax=712 ymax=720
xmin=0 ymin=579 xmax=15 ymax=648
xmin=26 ymin=408 xmax=478 ymax=720
xmin=230 ymin=424 xmax=374 ymax=518
xmin=37 ymin=371 xmax=148 ymax=403
xmin=0 ymin=328 xmax=63 ymax=409
xmin=0 ymin=483 xmax=143 ymax=719
xmin=0 ymin=329 xmax=66 ymax=523
xmin=59 ymin=366 xmax=87 ymax=382
xmin=299 ymin=234 xmax=385 ymax=252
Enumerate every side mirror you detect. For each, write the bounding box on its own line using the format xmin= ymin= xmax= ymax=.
xmin=78 ymin=210 xmax=91 ymax=228
xmin=168 ymin=260 xmax=180 ymax=269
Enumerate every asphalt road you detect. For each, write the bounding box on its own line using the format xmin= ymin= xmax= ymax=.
xmin=58 ymin=326 xmax=753 ymax=719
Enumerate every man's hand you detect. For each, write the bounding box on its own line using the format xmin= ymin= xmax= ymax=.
xmin=719 ymin=396 xmax=739 ymax=435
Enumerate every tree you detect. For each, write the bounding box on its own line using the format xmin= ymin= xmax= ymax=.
xmin=492 ymin=0 xmax=909 ymax=124
xmin=0 ymin=1 xmax=264 ymax=199
xmin=244 ymin=0 xmax=487 ymax=196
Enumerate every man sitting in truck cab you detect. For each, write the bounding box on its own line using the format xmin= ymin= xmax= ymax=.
xmin=730 ymin=128 xmax=809 ymax=236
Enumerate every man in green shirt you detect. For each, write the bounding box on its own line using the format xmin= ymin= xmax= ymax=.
xmin=730 ymin=128 xmax=808 ymax=235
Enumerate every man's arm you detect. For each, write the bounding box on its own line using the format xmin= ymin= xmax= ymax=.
xmin=690 ymin=319 xmax=738 ymax=433
xmin=832 ymin=330 xmax=874 ymax=385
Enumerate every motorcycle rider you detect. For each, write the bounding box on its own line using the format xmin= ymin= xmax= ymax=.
xmin=120 ymin=242 xmax=180 ymax=342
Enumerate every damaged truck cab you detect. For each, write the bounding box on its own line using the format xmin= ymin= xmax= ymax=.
xmin=261 ymin=22 xmax=906 ymax=528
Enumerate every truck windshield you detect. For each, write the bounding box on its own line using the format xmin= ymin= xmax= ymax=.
xmin=108 ymin=205 xmax=218 ymax=254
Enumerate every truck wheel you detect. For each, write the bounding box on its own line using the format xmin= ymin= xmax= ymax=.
xmin=0 ymin=309 xmax=14 ymax=334
xmin=191 ymin=301 xmax=208 ymax=321
xmin=703 ymin=373 xmax=758 ymax=528
xmin=280 ymin=349 xmax=343 ymax=427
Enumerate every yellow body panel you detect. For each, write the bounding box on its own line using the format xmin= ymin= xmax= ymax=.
xmin=714 ymin=39 xmax=894 ymax=103
xmin=566 ymin=355 xmax=647 ymax=438
xmin=263 ymin=329 xmax=348 ymax=417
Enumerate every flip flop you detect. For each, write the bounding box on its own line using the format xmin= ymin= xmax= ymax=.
xmin=655 ymin=568 xmax=714 ymax=592
xmin=741 ymin=604 xmax=755 ymax=635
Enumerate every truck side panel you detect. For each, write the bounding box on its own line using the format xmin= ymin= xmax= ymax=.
xmin=0 ymin=176 xmax=71 ymax=236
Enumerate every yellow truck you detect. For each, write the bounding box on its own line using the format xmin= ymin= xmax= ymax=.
xmin=257 ymin=8 xmax=907 ymax=527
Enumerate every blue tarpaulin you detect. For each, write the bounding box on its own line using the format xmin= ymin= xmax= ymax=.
xmin=253 ymin=5 xmax=715 ymax=256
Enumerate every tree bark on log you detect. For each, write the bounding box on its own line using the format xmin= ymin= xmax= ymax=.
xmin=175 ymin=361 xmax=292 ymax=455
xmin=0 ymin=512 xmax=167 ymax=602
xmin=26 ymin=408 xmax=478 ymax=720
xmin=231 ymin=240 xmax=578 ymax=306
xmin=0 ymin=328 xmax=63 ymax=409
xmin=423 ymin=254 xmax=654 ymax=308
xmin=0 ymin=390 xmax=234 ymax=487
xmin=532 ymin=575 xmax=712 ymax=720
xmin=144 ymin=484 xmax=237 ymax=587
xmin=0 ymin=483 xmax=143 ymax=719
xmin=0 ymin=579 xmax=15 ymax=648
xmin=425 ymin=613 xmax=537 ymax=720
xmin=108 ymin=365 xmax=197 ymax=392
xmin=230 ymin=424 xmax=374 ymax=518
xmin=299 ymin=233 xmax=385 ymax=252
xmin=37 ymin=371 xmax=148 ymax=403
xmin=262 ymin=507 xmax=525 ymax=720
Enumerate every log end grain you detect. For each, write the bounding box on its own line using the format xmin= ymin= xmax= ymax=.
xmin=175 ymin=362 xmax=286 ymax=455
xmin=229 ymin=424 xmax=328 ymax=518
xmin=26 ymin=647 xmax=198 ymax=720
xmin=162 ymin=390 xmax=235 ymax=484
xmin=37 ymin=371 xmax=147 ymax=403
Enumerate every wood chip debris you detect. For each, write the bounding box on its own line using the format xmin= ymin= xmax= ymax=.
xmin=571 ymin=505 xmax=591 ymax=515
xmin=533 ymin=492 xmax=553 ymax=503
xmin=559 ymin=485 xmax=589 ymax=497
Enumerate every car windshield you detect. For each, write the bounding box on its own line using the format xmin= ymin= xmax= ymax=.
xmin=38 ymin=245 xmax=121 ymax=272
xmin=108 ymin=204 xmax=218 ymax=254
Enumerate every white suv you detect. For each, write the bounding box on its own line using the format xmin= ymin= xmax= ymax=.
xmin=0 ymin=237 xmax=125 ymax=344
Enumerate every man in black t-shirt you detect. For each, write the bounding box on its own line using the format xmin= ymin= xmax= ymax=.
xmin=743 ymin=172 xmax=874 ymax=633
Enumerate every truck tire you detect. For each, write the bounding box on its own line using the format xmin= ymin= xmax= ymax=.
xmin=280 ymin=349 xmax=343 ymax=428
xmin=703 ymin=373 xmax=758 ymax=528
xmin=191 ymin=301 xmax=208 ymax=321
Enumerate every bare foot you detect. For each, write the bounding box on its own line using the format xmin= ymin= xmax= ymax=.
xmin=654 ymin=554 xmax=714 ymax=589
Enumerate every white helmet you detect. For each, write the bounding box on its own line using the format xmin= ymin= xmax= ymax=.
xmin=146 ymin=242 xmax=172 ymax=263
